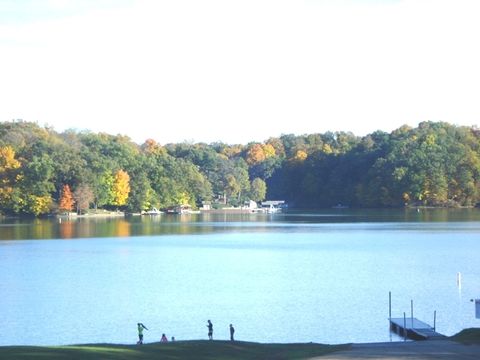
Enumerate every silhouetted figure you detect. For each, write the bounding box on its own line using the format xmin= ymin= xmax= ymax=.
xmin=161 ymin=333 xmax=168 ymax=342
xmin=207 ymin=320 xmax=213 ymax=340
xmin=230 ymin=324 xmax=235 ymax=341
xmin=137 ymin=323 xmax=148 ymax=344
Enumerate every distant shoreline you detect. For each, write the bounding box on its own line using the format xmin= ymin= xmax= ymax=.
xmin=1 ymin=206 xmax=479 ymax=221
xmin=57 ymin=211 xmax=125 ymax=218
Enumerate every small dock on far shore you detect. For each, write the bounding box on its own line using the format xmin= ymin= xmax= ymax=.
xmin=389 ymin=317 xmax=446 ymax=340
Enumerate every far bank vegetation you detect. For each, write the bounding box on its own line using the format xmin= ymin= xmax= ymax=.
xmin=1 ymin=120 xmax=480 ymax=216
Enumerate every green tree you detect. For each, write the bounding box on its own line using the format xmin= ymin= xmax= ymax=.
xmin=95 ymin=171 xmax=115 ymax=208
xmin=126 ymin=172 xmax=155 ymax=212
xmin=250 ymin=178 xmax=267 ymax=202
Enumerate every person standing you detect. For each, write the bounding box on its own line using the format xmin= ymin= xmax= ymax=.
xmin=207 ymin=320 xmax=213 ymax=340
xmin=229 ymin=324 xmax=235 ymax=341
xmin=137 ymin=323 xmax=148 ymax=344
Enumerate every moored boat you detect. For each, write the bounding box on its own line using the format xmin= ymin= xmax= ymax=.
xmin=167 ymin=204 xmax=200 ymax=214
xmin=143 ymin=207 xmax=163 ymax=215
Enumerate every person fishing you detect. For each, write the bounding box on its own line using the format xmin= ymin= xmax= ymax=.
xmin=207 ymin=320 xmax=213 ymax=340
xmin=137 ymin=323 xmax=148 ymax=344
xmin=230 ymin=324 xmax=235 ymax=341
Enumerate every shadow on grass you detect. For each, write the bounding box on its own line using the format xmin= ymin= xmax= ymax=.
xmin=0 ymin=340 xmax=349 ymax=360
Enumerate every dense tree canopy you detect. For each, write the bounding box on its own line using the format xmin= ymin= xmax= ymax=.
xmin=0 ymin=120 xmax=479 ymax=216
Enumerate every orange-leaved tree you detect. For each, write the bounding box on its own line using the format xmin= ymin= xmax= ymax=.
xmin=58 ymin=184 xmax=75 ymax=212
xmin=246 ymin=144 xmax=266 ymax=165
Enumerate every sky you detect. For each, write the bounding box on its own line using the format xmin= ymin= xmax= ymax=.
xmin=0 ymin=0 xmax=479 ymax=145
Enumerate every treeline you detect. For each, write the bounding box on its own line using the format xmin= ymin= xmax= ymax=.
xmin=0 ymin=120 xmax=479 ymax=216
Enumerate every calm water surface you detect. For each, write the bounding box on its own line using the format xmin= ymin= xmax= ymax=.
xmin=1 ymin=209 xmax=480 ymax=346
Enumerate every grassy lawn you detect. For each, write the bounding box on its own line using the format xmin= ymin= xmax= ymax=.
xmin=451 ymin=328 xmax=480 ymax=345
xmin=0 ymin=340 xmax=348 ymax=360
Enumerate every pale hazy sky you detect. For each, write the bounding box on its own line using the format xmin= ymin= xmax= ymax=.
xmin=1 ymin=0 xmax=479 ymax=144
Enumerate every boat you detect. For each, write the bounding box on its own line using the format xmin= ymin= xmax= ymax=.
xmin=143 ymin=207 xmax=163 ymax=215
xmin=260 ymin=200 xmax=285 ymax=213
xmin=168 ymin=204 xmax=200 ymax=214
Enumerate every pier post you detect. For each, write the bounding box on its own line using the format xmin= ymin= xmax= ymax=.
xmin=434 ymin=310 xmax=436 ymax=331
xmin=403 ymin=312 xmax=407 ymax=341
xmin=389 ymin=291 xmax=392 ymax=342
xmin=389 ymin=291 xmax=392 ymax=321
xmin=411 ymin=300 xmax=414 ymax=328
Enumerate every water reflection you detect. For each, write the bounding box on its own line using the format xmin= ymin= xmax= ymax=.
xmin=1 ymin=209 xmax=480 ymax=241
xmin=59 ymin=220 xmax=74 ymax=239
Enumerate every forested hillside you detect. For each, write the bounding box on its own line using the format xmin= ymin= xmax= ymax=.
xmin=0 ymin=120 xmax=479 ymax=216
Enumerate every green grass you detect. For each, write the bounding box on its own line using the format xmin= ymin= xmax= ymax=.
xmin=451 ymin=328 xmax=480 ymax=345
xmin=0 ymin=340 xmax=348 ymax=360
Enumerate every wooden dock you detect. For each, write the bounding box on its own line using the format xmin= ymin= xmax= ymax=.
xmin=390 ymin=318 xmax=446 ymax=340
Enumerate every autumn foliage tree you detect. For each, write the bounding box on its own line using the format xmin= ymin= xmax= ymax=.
xmin=246 ymin=143 xmax=277 ymax=165
xmin=0 ymin=146 xmax=21 ymax=212
xmin=0 ymin=146 xmax=21 ymax=196
xmin=246 ymin=144 xmax=266 ymax=165
xmin=292 ymin=150 xmax=308 ymax=162
xmin=0 ymin=146 xmax=21 ymax=173
xmin=262 ymin=144 xmax=276 ymax=158
xmin=112 ymin=169 xmax=130 ymax=207
xmin=58 ymin=184 xmax=75 ymax=212
xmin=141 ymin=138 xmax=165 ymax=155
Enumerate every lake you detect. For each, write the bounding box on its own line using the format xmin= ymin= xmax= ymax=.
xmin=1 ymin=209 xmax=480 ymax=346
